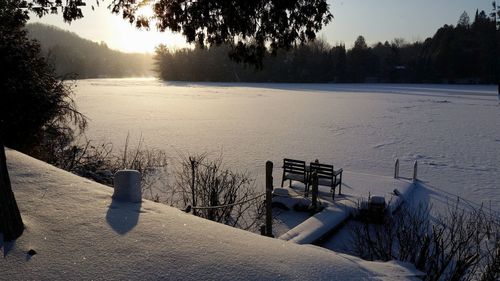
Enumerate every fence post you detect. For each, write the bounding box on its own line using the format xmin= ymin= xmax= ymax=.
xmin=260 ymin=225 xmax=266 ymax=236
xmin=394 ymin=158 xmax=399 ymax=179
xmin=311 ymin=171 xmax=318 ymax=210
xmin=412 ymin=161 xmax=418 ymax=182
xmin=190 ymin=157 xmax=197 ymax=216
xmin=265 ymin=161 xmax=274 ymax=237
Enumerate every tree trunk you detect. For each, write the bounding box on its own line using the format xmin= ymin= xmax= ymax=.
xmin=0 ymin=143 xmax=24 ymax=241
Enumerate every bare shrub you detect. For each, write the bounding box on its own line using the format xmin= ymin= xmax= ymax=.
xmin=46 ymin=134 xmax=168 ymax=202
xmin=173 ymin=153 xmax=264 ymax=231
xmin=51 ymin=137 xmax=115 ymax=185
xmin=395 ymin=203 xmax=431 ymax=265
xmin=351 ymin=216 xmax=395 ymax=261
xmin=46 ymin=136 xmax=264 ymax=231
xmin=352 ymin=201 xmax=500 ymax=281
xmin=115 ymin=135 xmax=168 ymax=202
xmin=479 ymin=210 xmax=500 ymax=281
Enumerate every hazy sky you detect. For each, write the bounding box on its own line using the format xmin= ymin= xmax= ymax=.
xmin=30 ymin=0 xmax=494 ymax=53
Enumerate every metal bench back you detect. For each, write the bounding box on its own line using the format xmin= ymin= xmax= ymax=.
xmin=310 ymin=162 xmax=334 ymax=179
xmin=283 ymin=158 xmax=306 ymax=174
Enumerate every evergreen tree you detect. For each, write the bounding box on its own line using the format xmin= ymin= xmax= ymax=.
xmin=0 ymin=0 xmax=88 ymax=241
xmin=457 ymin=11 xmax=470 ymax=28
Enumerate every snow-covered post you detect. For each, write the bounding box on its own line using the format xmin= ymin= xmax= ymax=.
xmin=394 ymin=158 xmax=399 ymax=179
xmin=265 ymin=161 xmax=273 ymax=237
xmin=412 ymin=161 xmax=418 ymax=182
xmin=113 ymin=170 xmax=141 ymax=203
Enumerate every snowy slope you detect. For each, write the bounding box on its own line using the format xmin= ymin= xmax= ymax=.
xmin=0 ymin=150 xmax=421 ymax=280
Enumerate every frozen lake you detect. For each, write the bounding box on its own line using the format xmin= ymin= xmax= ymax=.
xmin=75 ymin=78 xmax=499 ymax=212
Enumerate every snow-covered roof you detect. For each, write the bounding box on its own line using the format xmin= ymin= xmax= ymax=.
xmin=1 ymin=150 xmax=420 ymax=280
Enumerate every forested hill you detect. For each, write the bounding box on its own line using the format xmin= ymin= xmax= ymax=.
xmin=155 ymin=10 xmax=498 ymax=84
xmin=26 ymin=23 xmax=154 ymax=79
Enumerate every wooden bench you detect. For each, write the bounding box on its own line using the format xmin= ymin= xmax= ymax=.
xmin=281 ymin=158 xmax=308 ymax=190
xmin=308 ymin=161 xmax=343 ymax=200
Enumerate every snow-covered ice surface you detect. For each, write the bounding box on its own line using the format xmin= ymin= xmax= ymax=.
xmin=1 ymin=149 xmax=422 ymax=280
xmin=74 ymin=79 xmax=499 ymax=214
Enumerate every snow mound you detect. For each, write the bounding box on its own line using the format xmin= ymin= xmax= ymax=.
xmin=1 ymin=150 xmax=421 ymax=280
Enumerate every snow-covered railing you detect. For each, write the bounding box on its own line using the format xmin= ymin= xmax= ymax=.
xmin=189 ymin=193 xmax=265 ymax=210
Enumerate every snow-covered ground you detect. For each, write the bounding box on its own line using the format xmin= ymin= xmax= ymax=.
xmin=75 ymin=79 xmax=499 ymax=214
xmin=1 ymin=149 xmax=422 ymax=280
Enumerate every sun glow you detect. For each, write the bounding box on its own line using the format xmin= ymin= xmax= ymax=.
xmin=111 ymin=12 xmax=188 ymax=53
xmin=136 ymin=5 xmax=156 ymax=18
xmin=29 ymin=3 xmax=189 ymax=53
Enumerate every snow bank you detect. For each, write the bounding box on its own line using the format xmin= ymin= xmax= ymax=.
xmin=279 ymin=204 xmax=355 ymax=244
xmin=0 ymin=150 xmax=421 ymax=280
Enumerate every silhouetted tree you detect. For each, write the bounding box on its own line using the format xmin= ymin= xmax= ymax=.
xmin=155 ymin=39 xmax=338 ymax=82
xmin=491 ymin=1 xmax=500 ymax=29
xmin=331 ymin=44 xmax=347 ymax=82
xmin=154 ymin=11 xmax=497 ymax=84
xmin=28 ymin=0 xmax=333 ymax=67
xmin=0 ymin=0 xmax=88 ymax=241
xmin=457 ymin=11 xmax=471 ymax=28
xmin=492 ymin=2 xmax=500 ymax=94
xmin=347 ymin=35 xmax=378 ymax=82
xmin=0 ymin=0 xmax=32 ymax=241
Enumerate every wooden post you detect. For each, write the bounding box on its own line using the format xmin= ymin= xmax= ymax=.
xmin=260 ymin=225 xmax=266 ymax=236
xmin=311 ymin=171 xmax=318 ymax=210
xmin=412 ymin=161 xmax=418 ymax=182
xmin=265 ymin=161 xmax=273 ymax=237
xmin=189 ymin=157 xmax=197 ymax=216
xmin=338 ymin=171 xmax=342 ymax=195
xmin=394 ymin=158 xmax=399 ymax=179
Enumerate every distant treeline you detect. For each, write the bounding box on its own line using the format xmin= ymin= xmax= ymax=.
xmin=26 ymin=23 xmax=154 ymax=79
xmin=155 ymin=10 xmax=499 ymax=83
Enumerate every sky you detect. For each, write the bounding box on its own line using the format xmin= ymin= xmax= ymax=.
xmin=29 ymin=0 xmax=494 ymax=54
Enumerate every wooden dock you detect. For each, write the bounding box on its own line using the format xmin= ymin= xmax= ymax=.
xmin=272 ymin=171 xmax=416 ymax=244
